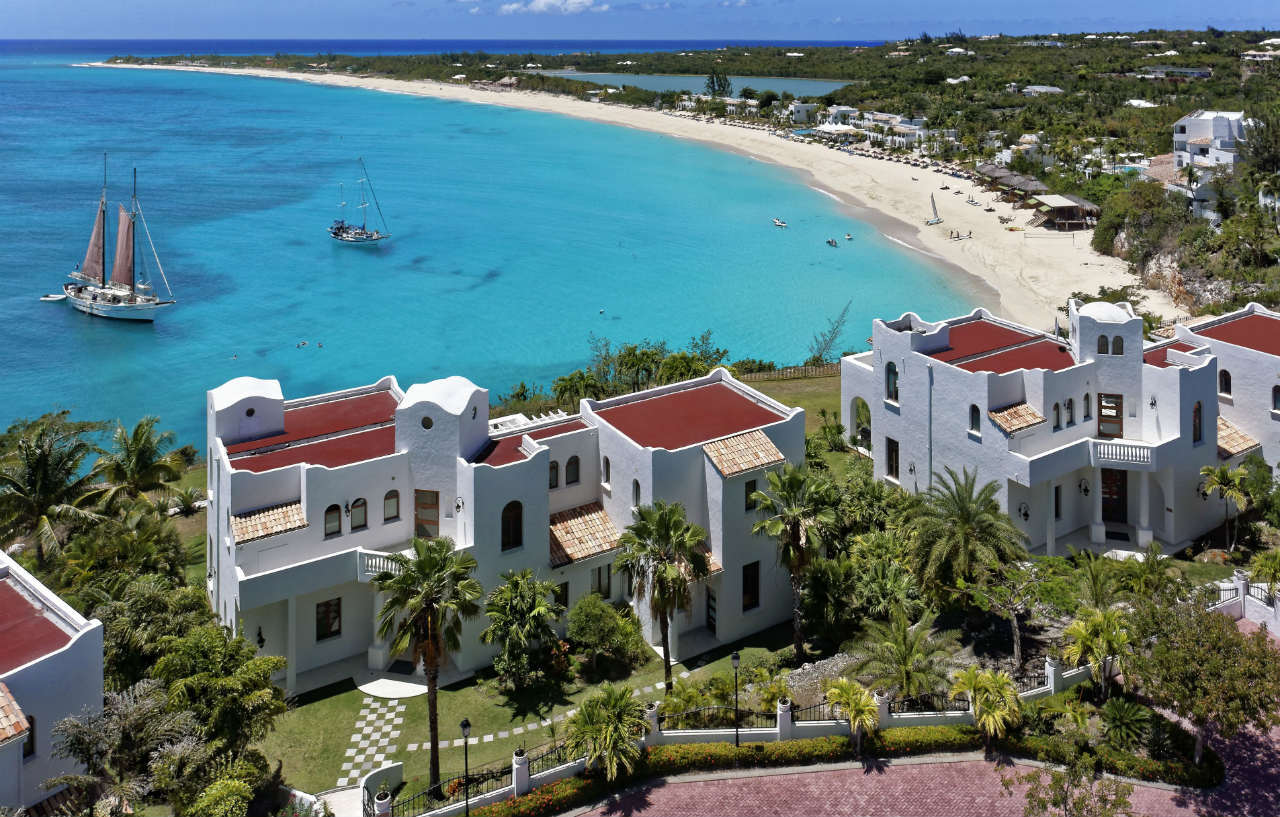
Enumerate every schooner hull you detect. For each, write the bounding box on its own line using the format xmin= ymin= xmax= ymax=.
xmin=63 ymin=285 xmax=173 ymax=321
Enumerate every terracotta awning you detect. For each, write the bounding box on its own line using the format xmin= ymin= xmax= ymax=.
xmin=702 ymin=429 xmax=786 ymax=477
xmin=550 ymin=502 xmax=621 ymax=568
xmin=231 ymin=502 xmax=308 ymax=545
xmin=0 ymin=682 xmax=29 ymax=742
xmin=1217 ymin=417 xmax=1261 ymax=460
xmin=989 ymin=402 xmax=1047 ymax=434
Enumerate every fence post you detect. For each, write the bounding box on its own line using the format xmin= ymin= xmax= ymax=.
xmin=1045 ymin=656 xmax=1061 ymax=694
xmin=776 ymin=698 xmax=793 ymax=742
xmin=873 ymin=689 xmax=891 ymax=728
xmin=1234 ymin=569 xmax=1249 ymax=611
xmin=512 ymin=749 xmax=530 ymax=796
xmin=644 ymin=701 xmax=661 ymax=746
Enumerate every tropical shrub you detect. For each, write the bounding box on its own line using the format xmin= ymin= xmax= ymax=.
xmin=566 ymin=594 xmax=651 ymax=679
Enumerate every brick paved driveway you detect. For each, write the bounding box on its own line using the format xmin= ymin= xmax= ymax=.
xmin=580 ymin=621 xmax=1280 ymax=817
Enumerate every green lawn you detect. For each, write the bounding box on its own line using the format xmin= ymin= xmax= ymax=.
xmin=255 ymin=624 xmax=795 ymax=795
xmin=751 ymin=376 xmax=841 ymax=435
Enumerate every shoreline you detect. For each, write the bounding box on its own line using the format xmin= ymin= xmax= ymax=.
xmin=81 ymin=61 xmax=1182 ymax=328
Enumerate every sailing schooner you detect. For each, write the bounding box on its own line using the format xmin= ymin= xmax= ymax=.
xmin=63 ymin=156 xmax=175 ymax=321
xmin=329 ymin=157 xmax=390 ymax=245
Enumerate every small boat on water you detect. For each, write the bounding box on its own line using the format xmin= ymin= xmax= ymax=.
xmin=40 ymin=293 xmax=66 ymax=302
xmin=330 ymin=158 xmax=390 ymax=245
xmin=772 ymin=217 xmax=787 ymax=228
xmin=63 ymin=156 xmax=175 ymax=321
xmin=826 ymin=238 xmax=839 ymax=247
xmin=925 ymin=193 xmax=943 ymax=226
xmin=844 ymin=233 xmax=853 ymax=241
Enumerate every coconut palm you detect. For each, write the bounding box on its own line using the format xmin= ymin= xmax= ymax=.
xmin=1062 ymin=607 xmax=1131 ymax=700
xmin=0 ymin=426 xmax=106 ymax=567
xmin=951 ymin=666 xmax=1021 ymax=756
xmin=566 ymin=683 xmax=648 ymax=781
xmin=96 ymin=416 xmax=185 ymax=508
xmin=750 ymin=464 xmax=836 ymax=660
xmin=616 ymin=501 xmax=709 ymax=692
xmin=552 ymin=369 xmax=604 ymax=406
xmin=1249 ymin=547 xmax=1280 ymax=601
xmin=898 ymin=467 xmax=1026 ymax=597
xmin=373 ymin=537 xmax=483 ymax=791
xmin=480 ymin=568 xmax=564 ymax=688
xmin=1073 ymin=548 xmax=1118 ymax=609
xmin=825 ymin=678 xmax=878 ymax=756
xmin=1200 ymin=464 xmax=1249 ymax=551
xmin=655 ymin=352 xmax=710 ymax=385
xmin=1117 ymin=541 xmax=1179 ymax=598
xmin=852 ymin=609 xmax=957 ymax=697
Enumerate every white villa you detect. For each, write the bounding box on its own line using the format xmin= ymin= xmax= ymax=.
xmin=1173 ymin=110 xmax=1247 ymax=170
xmin=206 ymin=369 xmax=803 ymax=693
xmin=840 ymin=301 xmax=1278 ymax=555
xmin=0 ymin=553 xmax=103 ymax=811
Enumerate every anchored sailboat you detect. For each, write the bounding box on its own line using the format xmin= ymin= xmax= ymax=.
xmin=925 ymin=192 xmax=943 ymax=226
xmin=330 ymin=157 xmax=390 ymax=245
xmin=63 ymin=156 xmax=175 ymax=321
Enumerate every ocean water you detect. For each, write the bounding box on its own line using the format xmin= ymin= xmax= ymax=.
xmin=1 ymin=43 xmax=968 ymax=449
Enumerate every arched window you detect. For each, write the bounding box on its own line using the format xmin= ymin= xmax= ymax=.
xmin=549 ymin=460 xmax=559 ymax=489
xmin=603 ymin=457 xmax=611 ymax=484
xmin=1097 ymin=336 xmax=1109 ymax=355
xmin=632 ymin=479 xmax=641 ymax=507
xmin=501 ymin=501 xmax=523 ymax=551
xmin=1111 ymin=336 xmax=1124 ymax=356
xmin=350 ymin=498 xmax=367 ymax=531
xmin=968 ymin=404 xmax=981 ymax=432
xmin=1083 ymin=393 xmax=1092 ymax=420
xmin=324 ymin=504 xmax=341 ymax=537
xmin=383 ymin=490 xmax=400 ymax=522
xmin=1065 ymin=399 xmax=1074 ymax=425
xmin=1273 ymin=385 xmax=1280 ymax=412
xmin=1219 ymin=369 xmax=1232 ymax=396
xmin=1192 ymin=401 xmax=1203 ymax=444
xmin=853 ymin=397 xmax=872 ymax=449
xmin=885 ymin=362 xmax=899 ymax=402
xmin=566 ymin=455 xmax=580 ymax=485
xmin=1053 ymin=403 xmax=1062 ymax=430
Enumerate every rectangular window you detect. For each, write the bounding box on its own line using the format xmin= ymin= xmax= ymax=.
xmin=414 ymin=490 xmax=440 ymax=538
xmin=554 ymin=581 xmax=569 ymax=611
xmin=22 ymin=715 xmax=34 ymax=760
xmin=745 ymin=479 xmax=757 ymax=512
xmin=742 ymin=561 xmax=760 ymax=611
xmin=886 ymin=437 xmax=900 ymax=480
xmin=1097 ymin=394 xmax=1124 ymax=439
xmin=591 ymin=564 xmax=612 ymax=598
xmin=1054 ymin=485 xmax=1062 ymax=520
xmin=316 ymin=598 xmax=342 ymax=642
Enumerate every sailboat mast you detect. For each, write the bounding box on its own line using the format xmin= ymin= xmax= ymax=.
xmin=359 ymin=157 xmax=389 ymax=234
xmin=101 ymin=153 xmax=108 ymax=282
xmin=131 ymin=168 xmax=138 ymax=295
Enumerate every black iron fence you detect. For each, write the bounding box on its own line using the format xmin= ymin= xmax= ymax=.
xmin=1247 ymin=584 xmax=1274 ymax=607
xmin=362 ymin=787 xmax=374 ymax=817
xmin=526 ymin=741 xmax=574 ymax=777
xmin=1215 ymin=586 xmax=1240 ymax=605
xmin=790 ymin=701 xmax=840 ymax=722
xmin=1014 ymin=672 xmax=1048 ymax=693
xmin=887 ymin=693 xmax=969 ymax=715
xmin=390 ymin=760 xmax=513 ymax=817
xmin=658 ymin=706 xmax=777 ymax=731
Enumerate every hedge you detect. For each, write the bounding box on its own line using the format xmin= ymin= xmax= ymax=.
xmin=471 ymin=725 xmax=1221 ymax=817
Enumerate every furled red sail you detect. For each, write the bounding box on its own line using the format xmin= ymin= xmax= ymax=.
xmin=80 ymin=200 xmax=105 ymax=285
xmin=110 ymin=205 xmax=134 ymax=290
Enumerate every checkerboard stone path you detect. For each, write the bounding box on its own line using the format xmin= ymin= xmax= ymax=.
xmin=338 ymin=697 xmax=406 ymax=788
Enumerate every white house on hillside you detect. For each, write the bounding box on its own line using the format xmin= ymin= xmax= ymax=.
xmin=1173 ymin=110 xmax=1247 ymax=169
xmin=206 ymin=369 xmax=804 ymax=693
xmin=840 ymin=302 xmax=1257 ymax=555
xmin=0 ymin=554 xmax=103 ymax=811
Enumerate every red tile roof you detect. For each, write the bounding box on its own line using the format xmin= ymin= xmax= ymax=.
xmin=232 ymin=426 xmax=397 ymax=473
xmin=1143 ymin=341 xmax=1195 ymax=368
xmin=926 ymin=319 xmax=1036 ymax=363
xmin=472 ymin=419 xmax=589 ymax=467
xmin=0 ymin=682 xmax=29 ymax=742
xmin=0 ymin=579 xmax=71 ymax=674
xmin=1193 ymin=313 xmax=1280 ymax=357
xmin=955 ymin=339 xmax=1078 ymax=374
xmin=594 ymin=383 xmax=784 ymax=450
xmin=225 ymin=390 xmax=398 ymax=454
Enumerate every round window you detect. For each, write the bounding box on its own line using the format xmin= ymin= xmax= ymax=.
xmin=245 ymin=407 xmax=255 ymax=418
xmin=421 ymin=416 xmax=433 ymax=430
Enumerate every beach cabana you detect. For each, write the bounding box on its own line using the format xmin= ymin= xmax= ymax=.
xmin=1026 ymin=193 xmax=1100 ymax=230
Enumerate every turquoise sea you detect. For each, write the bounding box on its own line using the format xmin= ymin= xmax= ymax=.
xmin=1 ymin=43 xmax=970 ymax=449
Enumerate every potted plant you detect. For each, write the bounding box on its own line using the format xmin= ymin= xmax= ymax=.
xmin=373 ymin=780 xmax=392 ymax=817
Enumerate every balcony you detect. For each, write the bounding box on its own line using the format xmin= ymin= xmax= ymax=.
xmin=358 ymin=548 xmax=404 ymax=581
xmin=1091 ymin=439 xmax=1154 ymax=468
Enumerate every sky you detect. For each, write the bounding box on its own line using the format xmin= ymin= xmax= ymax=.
xmin=6 ymin=0 xmax=1278 ymax=41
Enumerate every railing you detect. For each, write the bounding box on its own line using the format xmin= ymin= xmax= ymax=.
xmin=1214 ymin=586 xmax=1240 ymax=605
xmin=1247 ymin=584 xmax=1274 ymax=607
xmin=1014 ymin=672 xmax=1048 ymax=693
xmin=391 ymin=761 xmax=512 ymax=817
xmin=363 ymin=786 xmax=374 ymax=817
xmin=658 ymin=706 xmax=777 ymax=731
xmin=360 ymin=550 xmax=401 ymax=580
xmin=888 ymin=694 xmax=969 ymax=714
xmin=738 ymin=363 xmax=840 ymax=382
xmin=790 ymin=702 xmax=839 ymax=721
xmin=1093 ymin=440 xmax=1153 ymax=466
xmin=526 ymin=741 xmax=573 ymax=777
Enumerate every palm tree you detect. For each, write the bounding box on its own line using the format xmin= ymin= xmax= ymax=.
xmin=373 ymin=537 xmax=483 ymax=792
xmin=1062 ymin=607 xmax=1131 ymax=700
xmin=480 ymin=568 xmax=564 ymax=688
xmin=1249 ymin=548 xmax=1280 ymax=601
xmin=899 ymin=467 xmax=1026 ymax=596
xmin=655 ymin=352 xmax=710 ymax=385
xmin=0 ymin=426 xmax=106 ymax=567
xmin=616 ymin=501 xmax=709 ymax=692
xmin=1117 ymin=541 xmax=1177 ymax=598
xmin=566 ymin=683 xmax=648 ymax=781
xmin=750 ymin=464 xmax=836 ymax=660
xmin=552 ymin=369 xmax=604 ymax=406
xmin=852 ymin=609 xmax=956 ymax=697
xmin=1073 ymin=548 xmax=1118 ymax=609
xmin=951 ymin=666 xmax=1021 ymax=757
xmin=96 ymin=416 xmax=184 ymax=507
xmin=825 ymin=678 xmax=878 ymax=756
xmin=1200 ymin=464 xmax=1249 ymax=551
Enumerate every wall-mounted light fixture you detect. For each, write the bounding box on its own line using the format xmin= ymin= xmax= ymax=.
xmin=1017 ymin=502 xmax=1030 ymax=522
xmin=344 ymin=502 xmax=350 ymax=516
xmin=256 ymin=626 xmax=265 ymax=650
xmin=1149 ymin=395 xmax=1158 ymax=409
xmin=455 ymin=497 xmax=465 ymax=514
xmin=1078 ymin=478 xmax=1090 ymax=497
xmin=907 ymin=462 xmax=916 ymax=475
xmin=1197 ymin=480 xmax=1210 ymax=501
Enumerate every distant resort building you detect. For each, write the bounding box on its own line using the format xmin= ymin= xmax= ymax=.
xmin=1022 ymin=85 xmax=1064 ymax=97
xmin=1136 ymin=65 xmax=1212 ymax=79
xmin=1173 ymin=110 xmax=1247 ymax=169
xmin=205 ymin=370 xmax=803 ymax=693
xmin=840 ymin=302 xmax=1280 ymax=555
xmin=0 ymin=553 xmax=103 ymax=811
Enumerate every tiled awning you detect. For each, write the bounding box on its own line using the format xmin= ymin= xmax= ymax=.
xmin=0 ymin=681 xmax=28 ymax=742
xmin=988 ymin=402 xmax=1047 ymax=435
xmin=1217 ymin=417 xmax=1261 ymax=460
xmin=698 ymin=544 xmax=724 ymax=576
xmin=550 ymin=502 xmax=621 ymax=568
xmin=702 ymin=429 xmax=786 ymax=477
xmin=231 ymin=501 xmax=308 ymax=545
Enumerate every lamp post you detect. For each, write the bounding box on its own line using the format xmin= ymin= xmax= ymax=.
xmin=461 ymin=718 xmax=471 ymax=817
xmin=731 ymin=651 xmax=740 ymax=748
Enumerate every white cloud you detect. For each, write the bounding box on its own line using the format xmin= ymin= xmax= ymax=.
xmin=499 ymin=0 xmax=607 ymax=12
xmin=469 ymin=4 xmax=481 ymax=12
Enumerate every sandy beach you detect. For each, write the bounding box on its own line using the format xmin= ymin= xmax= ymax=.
xmin=85 ymin=61 xmax=1183 ymax=329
